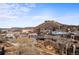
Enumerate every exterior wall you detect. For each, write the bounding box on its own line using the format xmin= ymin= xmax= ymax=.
xmin=22 ymin=29 xmax=34 ymax=33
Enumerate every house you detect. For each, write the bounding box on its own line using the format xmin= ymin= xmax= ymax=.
xmin=22 ymin=27 xmax=34 ymax=33
xmin=19 ymin=33 xmax=28 ymax=38
xmin=6 ymin=33 xmax=15 ymax=39
xmin=52 ymin=31 xmax=68 ymax=35
xmin=28 ymin=33 xmax=37 ymax=38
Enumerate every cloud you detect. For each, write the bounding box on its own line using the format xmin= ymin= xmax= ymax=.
xmin=0 ymin=3 xmax=36 ymax=20
xmin=53 ymin=14 xmax=79 ymax=25
xmin=33 ymin=16 xmax=53 ymax=20
xmin=0 ymin=3 xmax=36 ymax=28
xmin=0 ymin=3 xmax=79 ymax=27
xmin=21 ymin=15 xmax=55 ymax=27
xmin=0 ymin=14 xmax=17 ymax=18
xmin=29 ymin=13 xmax=79 ymax=26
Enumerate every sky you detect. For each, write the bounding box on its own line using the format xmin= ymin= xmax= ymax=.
xmin=0 ymin=3 xmax=79 ymax=28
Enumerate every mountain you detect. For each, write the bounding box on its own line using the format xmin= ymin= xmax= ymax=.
xmin=35 ymin=20 xmax=62 ymax=31
xmin=34 ymin=20 xmax=79 ymax=32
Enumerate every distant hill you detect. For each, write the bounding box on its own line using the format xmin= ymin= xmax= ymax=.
xmin=0 ymin=20 xmax=79 ymax=32
xmin=34 ymin=20 xmax=79 ymax=32
xmin=35 ymin=20 xmax=62 ymax=30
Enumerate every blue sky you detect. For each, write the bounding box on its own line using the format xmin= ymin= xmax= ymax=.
xmin=0 ymin=3 xmax=79 ymax=28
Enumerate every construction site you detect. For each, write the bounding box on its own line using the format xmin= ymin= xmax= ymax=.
xmin=0 ymin=20 xmax=79 ymax=55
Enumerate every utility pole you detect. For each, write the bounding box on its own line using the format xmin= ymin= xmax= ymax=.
xmin=73 ymin=44 xmax=76 ymax=55
xmin=65 ymin=43 xmax=68 ymax=55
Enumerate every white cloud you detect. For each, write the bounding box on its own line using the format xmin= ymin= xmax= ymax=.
xmin=0 ymin=3 xmax=36 ymax=20
xmin=33 ymin=16 xmax=52 ymax=20
xmin=53 ymin=14 xmax=79 ymax=25
xmin=30 ymin=14 xmax=79 ymax=26
xmin=0 ymin=3 xmax=37 ymax=28
xmin=0 ymin=13 xmax=17 ymax=18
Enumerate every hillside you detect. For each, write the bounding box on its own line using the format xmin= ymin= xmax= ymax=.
xmin=35 ymin=20 xmax=62 ymax=31
xmin=34 ymin=20 xmax=79 ymax=32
